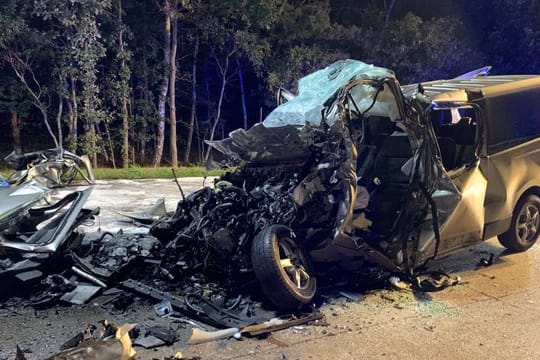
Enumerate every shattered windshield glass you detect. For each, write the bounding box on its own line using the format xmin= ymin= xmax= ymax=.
xmin=208 ymin=59 xmax=401 ymax=162
xmin=263 ymin=59 xmax=398 ymax=128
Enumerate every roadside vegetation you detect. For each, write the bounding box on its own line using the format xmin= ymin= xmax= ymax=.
xmin=0 ymin=166 xmax=224 ymax=180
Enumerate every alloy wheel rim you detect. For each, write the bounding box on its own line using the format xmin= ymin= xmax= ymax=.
xmin=278 ymin=237 xmax=311 ymax=290
xmin=516 ymin=204 xmax=540 ymax=244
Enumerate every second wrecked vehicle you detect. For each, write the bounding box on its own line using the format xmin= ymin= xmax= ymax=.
xmin=4 ymin=147 xmax=95 ymax=187
xmin=152 ymin=60 xmax=540 ymax=310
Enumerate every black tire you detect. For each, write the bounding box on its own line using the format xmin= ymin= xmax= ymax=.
xmin=498 ymin=194 xmax=540 ymax=252
xmin=251 ymin=225 xmax=316 ymax=310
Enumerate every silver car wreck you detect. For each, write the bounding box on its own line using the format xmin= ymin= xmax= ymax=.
xmin=153 ymin=60 xmax=540 ymax=310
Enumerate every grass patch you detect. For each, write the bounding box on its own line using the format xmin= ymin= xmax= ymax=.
xmin=92 ymin=166 xmax=224 ymax=180
xmin=1 ymin=166 xmax=224 ymax=180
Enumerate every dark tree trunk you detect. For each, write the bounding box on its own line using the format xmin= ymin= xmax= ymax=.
xmin=103 ymin=120 xmax=117 ymax=168
xmin=195 ymin=110 xmax=203 ymax=163
xmin=119 ymin=0 xmax=130 ymax=168
xmin=56 ymin=94 xmax=63 ymax=149
xmin=69 ymin=77 xmax=78 ymax=150
xmin=139 ymin=0 xmax=149 ymax=164
xmin=152 ymin=0 xmax=172 ymax=167
xmin=88 ymin=125 xmax=98 ymax=168
xmin=236 ymin=57 xmax=248 ymax=129
xmin=10 ymin=112 xmax=22 ymax=153
xmin=169 ymin=13 xmax=178 ymax=167
xmin=140 ymin=72 xmax=150 ymax=164
xmin=184 ymin=35 xmax=199 ymax=164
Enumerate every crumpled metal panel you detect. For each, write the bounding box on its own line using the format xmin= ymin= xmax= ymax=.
xmin=483 ymin=140 xmax=540 ymax=225
xmin=206 ymin=124 xmax=310 ymax=162
xmin=0 ymin=183 xmax=50 ymax=223
xmin=0 ymin=188 xmax=93 ymax=252
xmin=417 ymin=165 xmax=487 ymax=261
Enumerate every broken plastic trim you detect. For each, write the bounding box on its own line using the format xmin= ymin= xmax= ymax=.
xmin=0 ymin=188 xmax=93 ymax=252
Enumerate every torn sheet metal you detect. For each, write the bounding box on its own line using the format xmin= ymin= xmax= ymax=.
xmin=0 ymin=188 xmax=95 ymax=253
xmin=116 ymin=198 xmax=168 ymax=224
xmin=4 ymin=147 xmax=95 ymax=187
xmin=0 ymin=183 xmax=50 ymax=225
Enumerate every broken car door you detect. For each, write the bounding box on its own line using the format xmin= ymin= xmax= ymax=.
xmin=414 ymin=103 xmax=487 ymax=265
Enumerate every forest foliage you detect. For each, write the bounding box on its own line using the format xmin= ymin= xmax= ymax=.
xmin=1 ymin=0 xmax=539 ymax=167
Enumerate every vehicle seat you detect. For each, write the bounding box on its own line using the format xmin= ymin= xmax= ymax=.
xmin=436 ymin=137 xmax=457 ymax=170
xmin=454 ymin=117 xmax=476 ymax=164
xmin=437 ymin=117 xmax=476 ymax=168
xmin=372 ymin=133 xmax=413 ymax=187
xmin=368 ymin=133 xmax=413 ymax=236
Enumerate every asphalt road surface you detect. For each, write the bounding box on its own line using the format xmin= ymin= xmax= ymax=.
xmin=1 ymin=178 xmax=539 ymax=359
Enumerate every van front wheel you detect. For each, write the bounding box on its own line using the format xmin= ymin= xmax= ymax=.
xmin=251 ymin=225 xmax=316 ymax=310
xmin=499 ymin=195 xmax=540 ymax=252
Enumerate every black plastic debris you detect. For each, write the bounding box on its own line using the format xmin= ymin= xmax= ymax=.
xmin=477 ymin=253 xmax=496 ymax=267
xmin=133 ymin=335 xmax=165 ymax=349
xmin=119 ymin=279 xmax=274 ymax=329
xmin=29 ymin=274 xmax=77 ymax=308
xmin=14 ymin=270 xmax=43 ymax=283
xmin=70 ymin=233 xmax=161 ymax=281
xmin=146 ymin=326 xmax=177 ymax=345
xmin=338 ymin=291 xmax=363 ymax=302
xmin=59 ymin=332 xmax=84 ymax=351
xmin=60 ymin=284 xmax=101 ymax=305
xmin=154 ymin=301 xmax=174 ymax=317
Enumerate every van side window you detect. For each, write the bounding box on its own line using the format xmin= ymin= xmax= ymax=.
xmin=479 ymin=87 xmax=540 ymax=153
xmin=430 ymin=107 xmax=478 ymax=170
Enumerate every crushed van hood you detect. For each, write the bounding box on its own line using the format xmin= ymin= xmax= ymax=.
xmin=207 ymin=60 xmax=403 ymax=163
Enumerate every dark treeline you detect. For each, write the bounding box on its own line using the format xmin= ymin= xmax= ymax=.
xmin=1 ymin=0 xmax=539 ymax=167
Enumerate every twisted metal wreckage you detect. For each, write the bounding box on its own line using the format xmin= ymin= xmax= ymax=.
xmin=3 ymin=147 xmax=95 ymax=187
xmin=1 ymin=60 xmax=492 ymax=340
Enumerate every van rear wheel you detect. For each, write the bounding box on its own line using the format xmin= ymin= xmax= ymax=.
xmin=498 ymin=194 xmax=540 ymax=252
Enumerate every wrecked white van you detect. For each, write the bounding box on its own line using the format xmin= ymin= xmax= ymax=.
xmin=155 ymin=60 xmax=540 ymax=310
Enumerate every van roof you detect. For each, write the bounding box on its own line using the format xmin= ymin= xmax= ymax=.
xmin=407 ymin=75 xmax=540 ymax=103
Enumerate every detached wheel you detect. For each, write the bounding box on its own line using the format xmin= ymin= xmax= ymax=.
xmin=499 ymin=194 xmax=540 ymax=252
xmin=251 ymin=225 xmax=316 ymax=310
